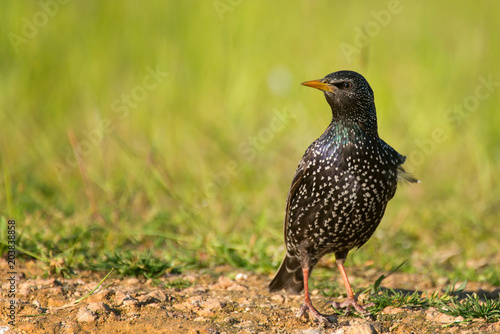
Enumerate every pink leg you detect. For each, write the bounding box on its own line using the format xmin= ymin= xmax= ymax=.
xmin=297 ymin=267 xmax=336 ymax=323
xmin=326 ymin=258 xmax=371 ymax=316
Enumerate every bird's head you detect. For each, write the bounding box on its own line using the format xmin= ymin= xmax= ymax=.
xmin=302 ymin=70 xmax=377 ymax=133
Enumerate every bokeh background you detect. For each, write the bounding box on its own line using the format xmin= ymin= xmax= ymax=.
xmin=1 ymin=1 xmax=499 ymax=283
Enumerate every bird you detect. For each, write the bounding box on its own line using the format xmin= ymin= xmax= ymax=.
xmin=268 ymin=70 xmax=418 ymax=323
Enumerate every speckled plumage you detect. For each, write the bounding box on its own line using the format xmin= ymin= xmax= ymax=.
xmin=269 ymin=70 xmax=417 ymax=321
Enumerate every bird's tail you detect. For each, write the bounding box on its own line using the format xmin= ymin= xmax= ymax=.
xmin=268 ymin=254 xmax=304 ymax=294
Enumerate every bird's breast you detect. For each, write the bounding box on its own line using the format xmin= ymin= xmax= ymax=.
xmin=287 ymin=135 xmax=400 ymax=253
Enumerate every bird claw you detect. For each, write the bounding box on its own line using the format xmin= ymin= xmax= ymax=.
xmin=297 ymin=304 xmax=337 ymax=325
xmin=324 ymin=297 xmax=373 ymax=319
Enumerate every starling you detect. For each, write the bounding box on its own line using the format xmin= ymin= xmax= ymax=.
xmin=268 ymin=70 xmax=418 ymax=322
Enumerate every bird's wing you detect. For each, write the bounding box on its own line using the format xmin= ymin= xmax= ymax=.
xmin=379 ymin=139 xmax=420 ymax=184
xmin=283 ymin=147 xmax=315 ymax=248
xmin=397 ymin=156 xmax=420 ymax=184
xmin=397 ymin=166 xmax=420 ymax=184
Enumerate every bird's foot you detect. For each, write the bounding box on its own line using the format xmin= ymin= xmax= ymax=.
xmin=325 ymin=296 xmax=374 ymax=319
xmin=297 ymin=304 xmax=337 ymax=325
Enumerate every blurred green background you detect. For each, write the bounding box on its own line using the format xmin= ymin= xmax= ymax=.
xmin=1 ymin=1 xmax=499 ymax=283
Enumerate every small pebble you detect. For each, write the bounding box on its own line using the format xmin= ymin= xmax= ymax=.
xmin=76 ymin=308 xmax=96 ymax=323
xmin=235 ymin=273 xmax=248 ymax=281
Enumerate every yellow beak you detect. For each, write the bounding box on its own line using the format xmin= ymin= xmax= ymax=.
xmin=301 ymin=79 xmax=336 ymax=93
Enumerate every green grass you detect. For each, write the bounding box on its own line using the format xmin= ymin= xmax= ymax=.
xmin=366 ymin=279 xmax=467 ymax=314
xmin=364 ymin=279 xmax=500 ymax=323
xmin=1 ymin=1 xmax=500 ymax=289
xmin=439 ymin=292 xmax=500 ymax=323
xmin=318 ymin=273 xmax=500 ymax=324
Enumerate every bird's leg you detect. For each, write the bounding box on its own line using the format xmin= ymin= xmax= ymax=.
xmin=325 ymin=254 xmax=372 ymax=316
xmin=297 ymin=267 xmax=335 ymax=324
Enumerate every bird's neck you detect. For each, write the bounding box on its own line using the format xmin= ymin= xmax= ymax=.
xmin=315 ymin=120 xmax=379 ymax=157
xmin=327 ymin=116 xmax=379 ymax=140
xmin=328 ymin=102 xmax=379 ymax=137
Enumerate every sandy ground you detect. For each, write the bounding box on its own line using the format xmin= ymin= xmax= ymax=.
xmin=1 ymin=259 xmax=499 ymax=333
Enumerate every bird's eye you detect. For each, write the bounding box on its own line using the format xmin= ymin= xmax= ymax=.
xmin=343 ymin=82 xmax=353 ymax=89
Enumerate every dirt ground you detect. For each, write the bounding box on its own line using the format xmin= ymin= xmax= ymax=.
xmin=1 ymin=259 xmax=499 ymax=334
